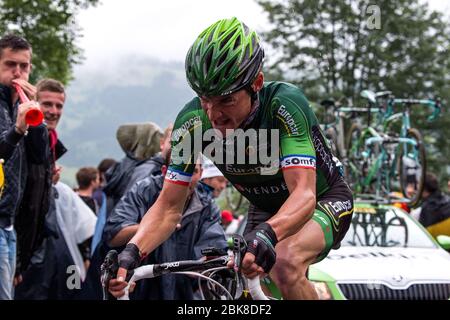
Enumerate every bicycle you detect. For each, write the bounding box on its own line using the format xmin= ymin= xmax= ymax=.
xmin=383 ymin=96 xmax=441 ymax=203
xmin=346 ymin=90 xmax=441 ymax=207
xmin=349 ymin=206 xmax=409 ymax=247
xmin=319 ymin=96 xmax=381 ymax=178
xmin=100 ymin=234 xmax=279 ymax=300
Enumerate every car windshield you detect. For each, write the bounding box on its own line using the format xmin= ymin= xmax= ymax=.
xmin=341 ymin=206 xmax=436 ymax=248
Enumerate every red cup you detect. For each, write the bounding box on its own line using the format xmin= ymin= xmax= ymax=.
xmin=12 ymin=83 xmax=44 ymax=126
xmin=25 ymin=109 xmax=44 ymax=126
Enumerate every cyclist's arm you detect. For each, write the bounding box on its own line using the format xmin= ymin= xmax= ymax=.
xmin=267 ymin=167 xmax=316 ymax=241
xmin=105 ymin=180 xmax=154 ymax=247
xmin=268 ymin=90 xmax=318 ymax=241
xmin=128 ymin=181 xmax=189 ymax=257
xmin=109 ymin=225 xmax=139 ymax=248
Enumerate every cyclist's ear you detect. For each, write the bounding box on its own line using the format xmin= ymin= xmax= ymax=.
xmin=251 ymin=72 xmax=264 ymax=92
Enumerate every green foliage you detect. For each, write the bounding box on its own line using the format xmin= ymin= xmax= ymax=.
xmin=0 ymin=0 xmax=99 ymax=84
xmin=257 ymin=0 xmax=450 ymax=180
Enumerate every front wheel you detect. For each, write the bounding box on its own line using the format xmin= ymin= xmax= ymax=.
xmin=398 ymin=128 xmax=426 ymax=208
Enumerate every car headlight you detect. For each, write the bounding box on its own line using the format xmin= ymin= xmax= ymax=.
xmin=312 ymin=281 xmax=333 ymax=300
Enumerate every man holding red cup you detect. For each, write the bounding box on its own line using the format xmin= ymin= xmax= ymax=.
xmin=0 ymin=34 xmax=48 ymax=300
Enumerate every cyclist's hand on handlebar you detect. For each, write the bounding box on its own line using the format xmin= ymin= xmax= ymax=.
xmin=242 ymin=252 xmax=266 ymax=279
xmin=226 ymin=250 xmax=265 ymax=278
xmin=108 ymin=243 xmax=142 ymax=298
xmin=243 ymin=222 xmax=278 ymax=276
xmin=108 ymin=268 xmax=134 ymax=298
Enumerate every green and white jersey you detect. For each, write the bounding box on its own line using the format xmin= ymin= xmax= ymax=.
xmin=167 ymin=82 xmax=344 ymax=213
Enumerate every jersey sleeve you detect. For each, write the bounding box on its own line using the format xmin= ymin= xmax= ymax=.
xmin=166 ymin=101 xmax=203 ymax=186
xmin=272 ymin=94 xmax=317 ymax=171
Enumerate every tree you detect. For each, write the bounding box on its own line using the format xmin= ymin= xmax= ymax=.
xmin=0 ymin=0 xmax=99 ymax=84
xmin=257 ymin=0 xmax=450 ymax=180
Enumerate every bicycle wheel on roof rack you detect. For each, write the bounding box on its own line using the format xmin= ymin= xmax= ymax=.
xmin=346 ymin=123 xmax=365 ymax=193
xmin=398 ymin=128 xmax=426 ymax=208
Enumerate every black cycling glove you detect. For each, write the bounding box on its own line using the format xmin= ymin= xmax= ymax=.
xmin=244 ymin=222 xmax=278 ymax=273
xmin=118 ymin=243 xmax=142 ymax=272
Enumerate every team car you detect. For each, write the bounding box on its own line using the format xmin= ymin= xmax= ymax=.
xmin=235 ymin=202 xmax=450 ymax=299
xmin=308 ymin=202 xmax=450 ymax=299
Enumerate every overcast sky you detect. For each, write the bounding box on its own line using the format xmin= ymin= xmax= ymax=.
xmin=75 ymin=0 xmax=449 ymax=73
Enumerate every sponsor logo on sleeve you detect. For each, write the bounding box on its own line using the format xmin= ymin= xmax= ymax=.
xmin=172 ymin=116 xmax=202 ymax=142
xmin=281 ymin=155 xmax=316 ymax=170
xmin=165 ymin=168 xmax=192 ymax=186
xmin=277 ymin=105 xmax=299 ymax=135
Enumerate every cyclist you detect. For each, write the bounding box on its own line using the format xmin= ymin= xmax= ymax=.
xmin=109 ymin=17 xmax=353 ymax=300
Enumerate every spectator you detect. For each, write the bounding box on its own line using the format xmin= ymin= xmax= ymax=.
xmin=415 ymin=173 xmax=450 ymax=238
xmin=81 ymin=155 xmax=226 ymax=300
xmin=200 ymin=156 xmax=227 ymax=198
xmin=93 ymin=158 xmax=117 ymax=207
xmin=103 ymin=122 xmax=163 ymax=209
xmin=90 ymin=158 xmax=117 ymax=254
xmin=15 ymin=178 xmax=97 ymax=299
xmin=124 ymin=123 xmax=173 ymax=192
xmin=104 ymin=158 xmax=227 ymax=300
xmin=98 ymin=158 xmax=117 ymax=187
xmin=15 ymin=78 xmax=67 ymax=283
xmin=0 ymin=35 xmax=48 ymax=300
xmin=76 ymin=167 xmax=101 ymax=214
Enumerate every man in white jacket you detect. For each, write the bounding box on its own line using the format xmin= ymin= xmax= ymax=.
xmin=15 ymin=182 xmax=97 ymax=299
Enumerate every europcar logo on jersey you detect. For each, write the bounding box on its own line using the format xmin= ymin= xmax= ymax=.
xmin=224 ymin=162 xmax=280 ymax=176
xmin=281 ymin=155 xmax=316 ymax=170
xmin=172 ymin=116 xmax=201 ymax=142
xmin=277 ymin=105 xmax=299 ymax=135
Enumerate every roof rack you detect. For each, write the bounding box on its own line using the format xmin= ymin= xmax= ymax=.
xmin=354 ymin=193 xmax=412 ymax=205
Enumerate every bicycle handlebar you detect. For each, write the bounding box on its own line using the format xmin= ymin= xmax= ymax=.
xmin=102 ymin=234 xmax=270 ymax=300
xmin=117 ymin=257 xmax=269 ymax=300
xmin=389 ymin=97 xmax=442 ymax=121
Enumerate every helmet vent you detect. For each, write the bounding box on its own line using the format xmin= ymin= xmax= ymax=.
xmin=204 ymin=49 xmax=214 ymax=74
xmin=224 ymin=57 xmax=237 ymax=78
xmin=220 ymin=32 xmax=234 ymax=50
xmin=234 ymin=35 xmax=241 ymax=50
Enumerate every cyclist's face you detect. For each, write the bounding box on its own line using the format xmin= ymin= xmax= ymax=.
xmin=200 ymin=89 xmax=252 ymax=137
xmin=38 ymin=91 xmax=65 ymax=130
xmin=0 ymin=48 xmax=32 ymax=86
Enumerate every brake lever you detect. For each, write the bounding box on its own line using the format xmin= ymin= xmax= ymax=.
xmin=230 ymin=234 xmax=247 ymax=271
xmin=231 ymin=234 xmax=248 ymax=299
xmin=100 ymin=250 xmax=119 ymax=300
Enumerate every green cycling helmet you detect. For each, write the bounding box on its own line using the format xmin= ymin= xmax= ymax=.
xmin=185 ymin=17 xmax=264 ymax=97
